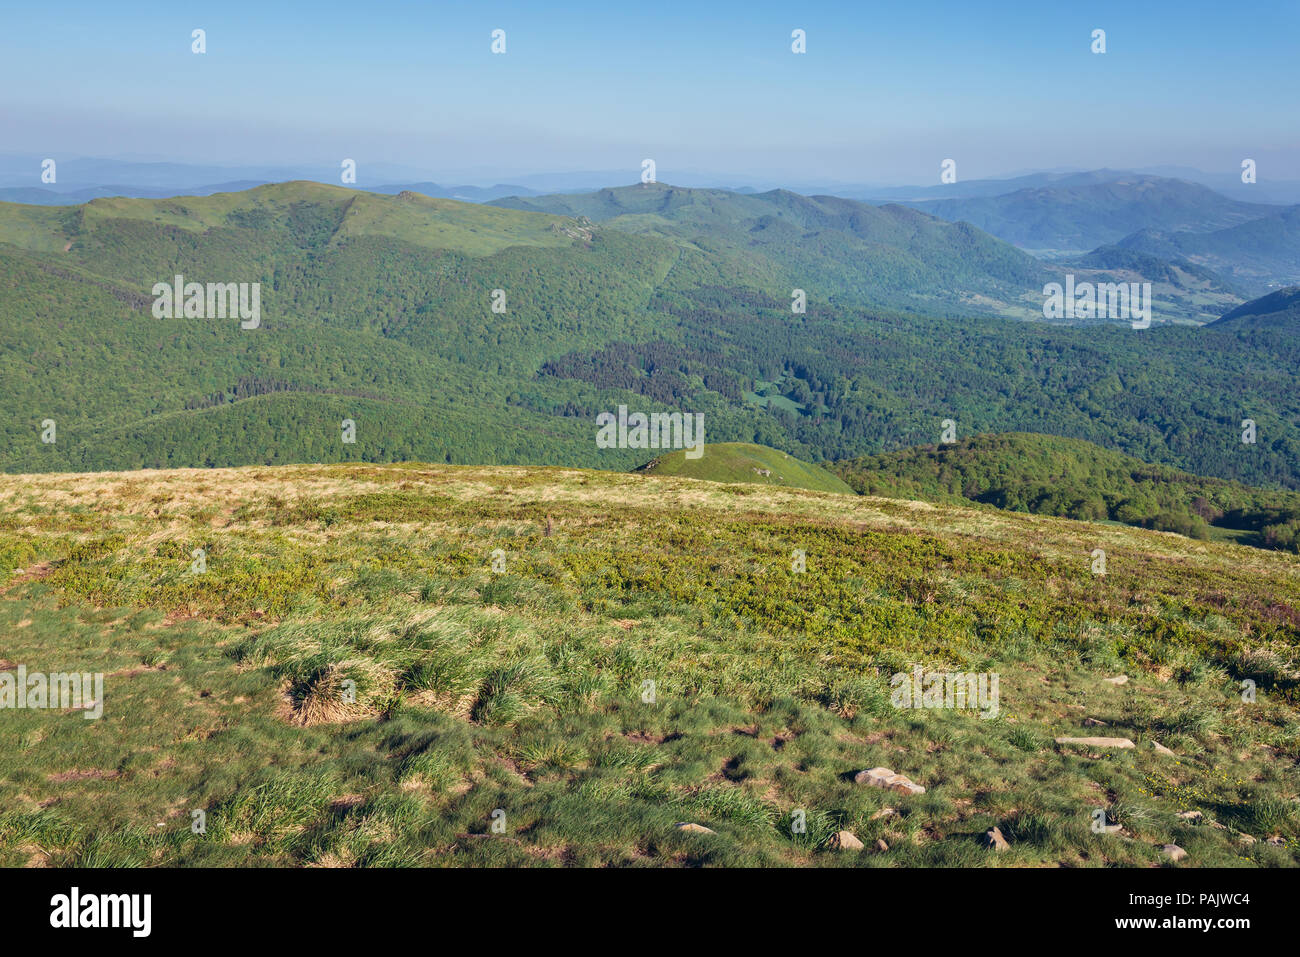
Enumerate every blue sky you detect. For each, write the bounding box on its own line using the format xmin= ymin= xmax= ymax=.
xmin=3 ymin=0 xmax=1297 ymax=184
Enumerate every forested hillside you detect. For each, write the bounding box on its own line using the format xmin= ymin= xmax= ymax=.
xmin=832 ymin=433 xmax=1300 ymax=551
xmin=1 ymin=184 xmax=1299 ymax=492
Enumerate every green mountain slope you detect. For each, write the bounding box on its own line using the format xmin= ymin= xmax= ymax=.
xmin=832 ymin=432 xmax=1300 ymax=551
xmin=637 ymin=442 xmax=854 ymax=493
xmin=1208 ymin=286 xmax=1300 ymax=330
xmin=491 ymin=182 xmax=1050 ymax=315
xmin=2 ymin=183 xmax=1300 ymax=491
xmin=0 ymin=181 xmax=581 ymax=260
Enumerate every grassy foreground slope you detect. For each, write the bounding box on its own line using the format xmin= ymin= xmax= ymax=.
xmin=638 ymin=442 xmax=854 ymax=494
xmin=1 ymin=463 xmax=1297 ymax=867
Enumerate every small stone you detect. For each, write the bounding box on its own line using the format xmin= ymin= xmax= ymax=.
xmin=1176 ymin=810 xmax=1203 ymax=822
xmin=674 ymin=822 xmax=715 ymax=834
xmin=854 ymin=767 xmax=925 ymax=795
xmin=830 ymin=830 xmax=864 ymax=851
xmin=1238 ymin=833 xmax=1256 ymax=845
xmin=1152 ymin=741 xmax=1177 ymax=756
xmin=983 ymin=826 xmax=1010 ymax=851
xmin=870 ymin=807 xmax=898 ymax=821
xmin=1160 ymin=843 xmax=1187 ymax=862
xmin=1082 ymin=717 xmax=1108 ymax=727
xmin=1102 ymin=675 xmax=1129 ymax=685
xmin=887 ymin=777 xmax=927 ymax=797
xmin=854 ymin=766 xmax=894 ymax=787
xmin=874 ymin=838 xmax=889 ymax=852
xmin=1054 ymin=736 xmax=1135 ymax=749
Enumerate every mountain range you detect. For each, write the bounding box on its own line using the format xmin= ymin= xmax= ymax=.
xmin=1 ymin=179 xmax=1299 ymax=490
xmin=7 ymin=156 xmax=1298 ymax=296
xmin=900 ymin=175 xmax=1277 ymax=254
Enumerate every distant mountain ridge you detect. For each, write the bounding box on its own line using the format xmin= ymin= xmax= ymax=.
xmin=902 ymin=175 xmax=1279 ymax=253
xmin=1118 ymin=206 xmax=1300 ymax=292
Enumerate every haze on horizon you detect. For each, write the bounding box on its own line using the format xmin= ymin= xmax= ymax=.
xmin=2 ymin=0 xmax=1298 ymax=186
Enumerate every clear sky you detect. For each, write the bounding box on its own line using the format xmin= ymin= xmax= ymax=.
xmin=3 ymin=0 xmax=1297 ymax=184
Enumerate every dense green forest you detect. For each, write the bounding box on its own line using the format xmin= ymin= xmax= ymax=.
xmin=1 ymin=182 xmax=1298 ymax=493
xmin=831 ymin=433 xmax=1300 ymax=552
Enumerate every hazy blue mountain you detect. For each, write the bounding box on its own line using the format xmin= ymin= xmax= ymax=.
xmin=1118 ymin=206 xmax=1300 ymax=292
xmin=366 ymin=182 xmax=545 ymax=202
xmin=901 ymin=175 xmax=1280 ymax=253
xmin=0 ymin=154 xmax=440 ymax=192
xmin=1133 ymin=166 xmax=1300 ymax=205
xmin=847 ymin=169 xmax=1119 ymax=203
xmin=0 ymin=181 xmax=270 ymax=205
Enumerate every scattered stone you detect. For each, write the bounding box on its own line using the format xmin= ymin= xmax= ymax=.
xmin=983 ymin=826 xmax=1010 ymax=851
xmin=870 ymin=806 xmax=898 ymax=821
xmin=674 ymin=822 xmax=716 ymax=835
xmin=1160 ymin=843 xmax=1187 ymax=862
xmin=1054 ymin=736 xmax=1135 ymax=749
xmin=1102 ymin=675 xmax=1129 ymax=685
xmin=1238 ymin=833 xmax=1256 ymax=845
xmin=854 ymin=767 xmax=925 ymax=795
xmin=1097 ymin=823 xmax=1125 ymax=835
xmin=1152 ymin=741 xmax=1178 ymax=757
xmin=830 ymin=830 xmax=864 ymax=851
xmin=1082 ymin=717 xmax=1108 ymax=727
xmin=874 ymin=839 xmax=889 ymax=853
xmin=1176 ymin=810 xmax=1203 ymax=822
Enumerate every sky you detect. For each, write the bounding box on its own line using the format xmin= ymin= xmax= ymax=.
xmin=3 ymin=0 xmax=1298 ymax=186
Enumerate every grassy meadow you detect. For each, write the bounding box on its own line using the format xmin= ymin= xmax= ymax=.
xmin=1 ymin=462 xmax=1298 ymax=867
xmin=639 ymin=441 xmax=855 ymax=493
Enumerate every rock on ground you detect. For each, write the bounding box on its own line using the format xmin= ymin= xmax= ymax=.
xmin=674 ymin=822 xmax=716 ymax=834
xmin=1160 ymin=843 xmax=1187 ymax=862
xmin=1054 ymin=736 xmax=1135 ymax=749
xmin=983 ymin=826 xmax=1010 ymax=851
xmin=854 ymin=766 xmax=925 ymax=795
xmin=830 ymin=830 xmax=864 ymax=851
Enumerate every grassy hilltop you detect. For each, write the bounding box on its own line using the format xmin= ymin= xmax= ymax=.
xmin=1 ymin=462 xmax=1297 ymax=867
xmin=639 ymin=442 xmax=854 ymax=494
